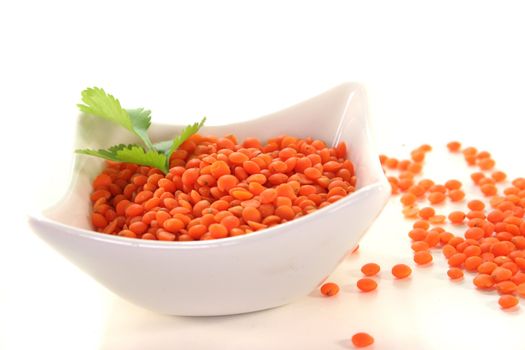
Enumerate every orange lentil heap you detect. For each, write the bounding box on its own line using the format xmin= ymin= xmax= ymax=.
xmin=313 ymin=141 xmax=522 ymax=345
xmin=381 ymin=141 xmax=525 ymax=311
xmin=89 ymin=134 xmax=355 ymax=241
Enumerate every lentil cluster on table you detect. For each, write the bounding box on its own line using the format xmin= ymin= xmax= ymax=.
xmin=319 ymin=141 xmax=525 ymax=348
xmin=387 ymin=142 xmax=525 ymax=310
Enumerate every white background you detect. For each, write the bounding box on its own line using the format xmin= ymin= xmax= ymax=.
xmin=1 ymin=1 xmax=525 ymax=349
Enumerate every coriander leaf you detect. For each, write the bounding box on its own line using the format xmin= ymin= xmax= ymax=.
xmin=76 ymin=144 xmax=168 ymax=173
xmin=77 ymin=87 xmax=153 ymax=149
xmin=152 ymin=140 xmax=173 ymax=154
xmin=114 ymin=145 xmax=167 ymax=172
xmin=75 ymin=148 xmax=121 ymax=162
xmin=164 ymin=116 xmax=206 ymax=169
xmin=77 ymin=88 xmax=132 ymax=130
xmin=126 ymin=108 xmax=153 ymax=149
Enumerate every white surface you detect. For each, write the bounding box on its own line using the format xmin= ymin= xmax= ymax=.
xmin=1 ymin=0 xmax=525 ymax=349
xmin=29 ymin=84 xmax=390 ymax=315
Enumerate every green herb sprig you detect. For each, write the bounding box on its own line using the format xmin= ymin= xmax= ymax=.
xmin=75 ymin=87 xmax=205 ymax=174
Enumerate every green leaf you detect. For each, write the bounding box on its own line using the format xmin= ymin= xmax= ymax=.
xmin=114 ymin=145 xmax=167 ymax=172
xmin=76 ymin=87 xmax=208 ymax=173
xmin=75 ymin=148 xmax=121 ymax=162
xmin=77 ymin=88 xmax=132 ymax=130
xmin=152 ymin=140 xmax=173 ymax=154
xmin=76 ymin=144 xmax=168 ymax=173
xmin=126 ymin=108 xmax=153 ymax=149
xmin=163 ymin=116 xmax=206 ymax=169
xmin=78 ymin=88 xmax=153 ymax=149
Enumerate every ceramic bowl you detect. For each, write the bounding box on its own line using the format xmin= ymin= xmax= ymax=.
xmin=29 ymin=83 xmax=390 ymax=316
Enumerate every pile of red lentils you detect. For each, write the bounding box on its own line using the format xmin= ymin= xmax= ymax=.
xmin=89 ymin=134 xmax=355 ymax=241
xmin=384 ymin=141 xmax=525 ymax=311
xmin=320 ymin=141 xmax=525 ymax=348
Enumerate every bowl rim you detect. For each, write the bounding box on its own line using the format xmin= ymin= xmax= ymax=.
xmin=29 ymin=82 xmax=389 ymax=250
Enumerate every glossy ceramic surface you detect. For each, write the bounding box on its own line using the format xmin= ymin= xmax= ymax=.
xmin=29 ymin=83 xmax=390 ymax=315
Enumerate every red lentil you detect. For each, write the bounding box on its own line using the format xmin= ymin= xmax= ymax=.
xmin=517 ymin=283 xmax=525 ymax=297
xmin=320 ymin=282 xmax=340 ymax=296
xmin=428 ymin=192 xmax=446 ymax=204
xmin=429 ymin=215 xmax=446 ymax=225
xmin=418 ymin=207 xmax=435 ymax=220
xmin=448 ymin=211 xmax=466 ymax=224
xmin=392 ymin=264 xmax=412 ymax=279
xmin=445 ymin=179 xmax=462 ymax=190
xmin=447 ymin=141 xmax=461 ymax=152
xmin=498 ymin=295 xmax=519 ymax=309
xmin=473 ymin=274 xmax=494 ymax=289
xmin=497 ymin=281 xmax=518 ymax=295
xmin=449 ymin=189 xmax=466 ymax=201
xmin=357 ymin=278 xmax=377 ymax=292
xmin=447 ymin=268 xmax=464 ymax=280
xmin=361 ymin=263 xmax=381 ymax=276
xmin=351 ymin=333 xmax=374 ymax=348
xmin=411 ymin=241 xmax=430 ymax=252
xmin=414 ymin=251 xmax=433 ymax=265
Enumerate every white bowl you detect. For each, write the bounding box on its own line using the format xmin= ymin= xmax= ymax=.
xmin=29 ymin=83 xmax=390 ymax=316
